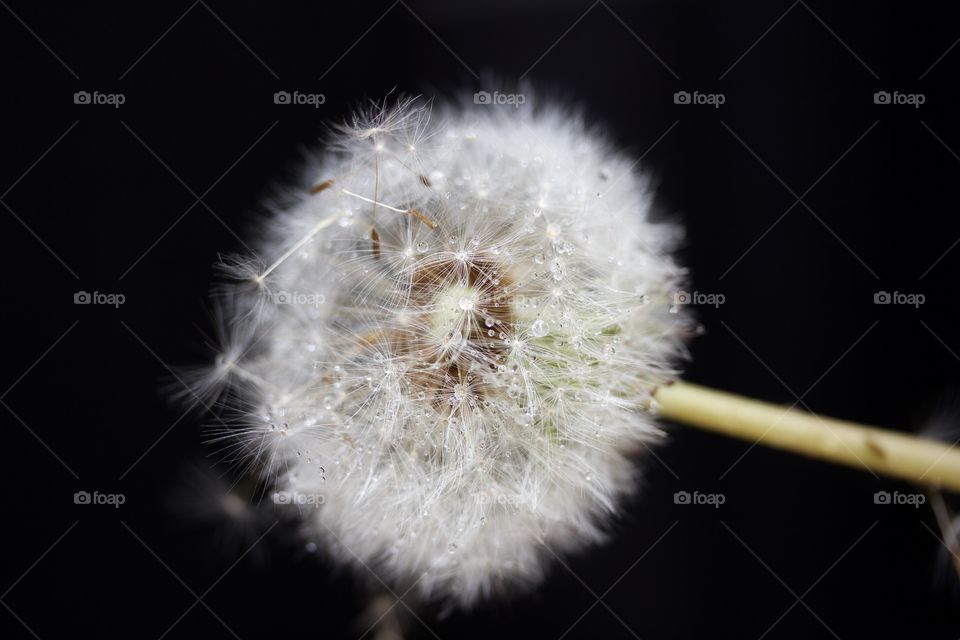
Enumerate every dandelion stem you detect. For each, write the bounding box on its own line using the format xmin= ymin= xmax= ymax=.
xmin=654 ymin=381 xmax=960 ymax=493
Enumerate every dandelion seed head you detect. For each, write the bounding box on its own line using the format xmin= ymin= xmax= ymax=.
xmin=193 ymin=95 xmax=691 ymax=607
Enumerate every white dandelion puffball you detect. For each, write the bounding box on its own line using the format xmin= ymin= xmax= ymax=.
xmin=202 ymin=96 xmax=690 ymax=607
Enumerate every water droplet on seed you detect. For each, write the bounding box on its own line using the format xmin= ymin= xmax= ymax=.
xmin=530 ymin=319 xmax=547 ymax=337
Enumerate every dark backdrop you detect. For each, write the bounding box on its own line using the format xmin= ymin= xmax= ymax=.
xmin=3 ymin=1 xmax=960 ymax=638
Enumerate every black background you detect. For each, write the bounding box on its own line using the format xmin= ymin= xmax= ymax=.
xmin=3 ymin=1 xmax=960 ymax=638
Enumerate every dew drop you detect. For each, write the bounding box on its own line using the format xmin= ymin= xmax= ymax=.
xmin=530 ymin=319 xmax=547 ymax=338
